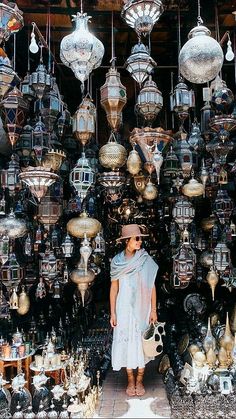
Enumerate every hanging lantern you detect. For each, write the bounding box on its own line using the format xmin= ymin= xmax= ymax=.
xmin=133 ymin=172 xmax=147 ymax=194
xmin=136 ymin=77 xmax=163 ymax=125
xmin=57 ymin=102 xmax=71 ymax=139
xmin=200 ymin=159 xmax=208 ymax=193
xmin=0 ymin=48 xmax=20 ymax=99
xmin=40 ymin=78 xmax=61 ymax=132
xmin=1 ymin=252 xmax=24 ymax=290
xmin=121 ymin=0 xmax=164 ymax=37
xmin=0 ymin=154 xmax=21 ymax=194
xmin=0 ymin=87 xmax=29 ymax=147
xmin=127 ymin=147 xmax=142 ymax=175
xmin=201 ymin=101 xmax=215 ymax=137
xmin=15 ymin=124 xmax=34 ymax=165
xmin=98 ymin=171 xmax=126 ymax=203
xmin=130 ymin=127 xmax=172 ymax=163
xmin=206 ymin=132 xmax=233 ymax=165
xmin=93 ymin=232 xmax=105 ymax=254
xmin=99 ymin=132 xmax=127 ymax=171
xmin=174 ymin=132 xmax=196 ymax=178
xmin=60 ymin=12 xmax=104 ymax=86
xmin=70 ymin=260 xmax=95 ymax=306
xmin=188 ymin=120 xmax=204 ymax=151
xmin=179 ymin=17 xmax=223 ymax=84
xmin=72 ymin=95 xmax=96 ymax=146
xmin=213 ymin=242 xmax=231 ymax=272
xmin=143 ymin=178 xmax=158 ymax=200
xmin=210 ymin=76 xmax=234 ymax=113
xmin=17 ymin=286 xmax=30 ymax=316
xmin=40 ymin=247 xmax=58 ymax=280
xmin=67 ymin=211 xmax=101 ymax=239
xmin=151 ymin=141 xmax=163 ymax=184
xmin=0 ymin=2 xmax=23 ymax=43
xmin=214 ymin=189 xmax=233 ymax=225
xmin=20 ymin=72 xmax=36 ymax=103
xmin=209 ymin=115 xmax=236 ymax=134
xmin=125 ymin=42 xmax=156 ymax=86
xmin=0 ymin=209 xmax=27 ymax=239
xmin=19 ymin=166 xmax=59 ymax=201
xmin=100 ymin=66 xmax=127 ymax=131
xmin=218 ymin=167 xmax=228 ymax=185
xmin=206 ymin=268 xmax=219 ymax=301
xmin=163 ymin=146 xmax=180 ymax=178
xmin=173 ymin=230 xmax=196 ymax=288
xmin=42 ymin=149 xmax=66 ymax=173
xmin=30 ymin=63 xmax=52 ymax=100
xmin=172 ymin=196 xmax=195 ymax=230
xmin=182 ymin=176 xmax=204 ymax=198
xmin=61 ymin=234 xmax=74 ymax=258
xmin=170 ymin=77 xmax=195 ymax=126
xmin=37 ymin=193 xmax=63 ymax=226
xmin=80 ymin=233 xmax=92 ymax=274
xmin=69 ymin=152 xmax=95 ymax=200
xmin=0 ymin=233 xmax=9 ymax=264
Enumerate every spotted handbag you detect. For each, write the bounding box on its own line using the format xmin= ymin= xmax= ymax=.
xmin=142 ymin=321 xmax=166 ymax=358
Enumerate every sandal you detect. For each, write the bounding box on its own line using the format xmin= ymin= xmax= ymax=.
xmin=136 ymin=368 xmax=145 ymax=396
xmin=126 ymin=369 xmax=136 ymax=397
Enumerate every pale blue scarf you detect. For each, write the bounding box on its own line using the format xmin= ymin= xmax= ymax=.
xmin=111 ymin=249 xmax=158 ymax=330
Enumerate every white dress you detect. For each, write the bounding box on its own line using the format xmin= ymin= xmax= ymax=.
xmin=111 ymin=248 xmax=159 ymax=371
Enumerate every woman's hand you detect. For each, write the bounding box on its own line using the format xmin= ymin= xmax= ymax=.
xmin=149 ymin=311 xmax=157 ymax=324
xmin=110 ymin=313 xmax=117 ymax=328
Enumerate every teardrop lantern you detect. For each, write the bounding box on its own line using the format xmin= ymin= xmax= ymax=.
xmin=99 ymin=132 xmax=127 ymax=171
xmin=127 ymin=147 xmax=142 ymax=175
xmin=206 ymin=267 xmax=219 ymax=301
xmin=136 ymin=77 xmax=163 ymax=125
xmin=72 ymin=94 xmax=96 ymax=146
xmin=60 ymin=12 xmax=104 ymax=86
xmin=100 ymin=66 xmax=127 ymax=132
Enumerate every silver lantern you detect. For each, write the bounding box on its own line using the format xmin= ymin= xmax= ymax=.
xmin=170 ymin=77 xmax=195 ymax=126
xmin=125 ymin=42 xmax=156 ymax=85
xmin=121 ymin=0 xmax=164 ymax=37
xmin=69 ymin=152 xmax=95 ymax=200
xmin=173 ymin=229 xmax=196 ymax=288
xmin=136 ymin=77 xmax=163 ymax=125
xmin=213 ymin=242 xmax=231 ymax=272
xmin=172 ymin=196 xmax=195 ymax=230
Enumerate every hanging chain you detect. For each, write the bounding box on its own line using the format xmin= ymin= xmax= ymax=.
xmin=111 ymin=10 xmax=115 ymax=65
xmin=80 ymin=0 xmax=83 ymax=14
xmin=177 ymin=6 xmax=181 ymax=78
xmin=197 ymin=0 xmax=203 ymax=25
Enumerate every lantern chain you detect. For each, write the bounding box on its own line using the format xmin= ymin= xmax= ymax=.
xmin=197 ymin=0 xmax=203 ymax=25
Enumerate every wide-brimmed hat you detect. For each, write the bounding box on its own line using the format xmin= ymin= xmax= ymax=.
xmin=116 ymin=224 xmax=149 ymax=242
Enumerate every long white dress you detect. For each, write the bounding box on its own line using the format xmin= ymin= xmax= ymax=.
xmin=111 ymin=250 xmax=158 ymax=371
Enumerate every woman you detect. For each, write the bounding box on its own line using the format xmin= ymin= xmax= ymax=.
xmin=110 ymin=224 xmax=158 ymax=397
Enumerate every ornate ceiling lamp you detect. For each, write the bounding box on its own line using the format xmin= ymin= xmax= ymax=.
xmin=69 ymin=152 xmax=95 ymax=200
xmin=130 ymin=127 xmax=172 ymax=165
xmin=125 ymin=42 xmax=156 ymax=86
xmin=0 ymin=2 xmax=23 ymax=44
xmin=0 ymin=209 xmax=27 ymax=239
xmin=136 ymin=76 xmax=163 ymax=125
xmin=98 ymin=171 xmax=126 ymax=204
xmin=0 ymin=86 xmax=29 ymax=147
xmin=99 ymin=132 xmax=127 ymax=171
xmin=72 ymin=94 xmax=96 ymax=146
xmin=0 ymin=48 xmax=20 ymax=99
xmin=60 ymin=5 xmax=104 ymax=90
xmin=19 ymin=166 xmax=59 ymax=201
xmin=179 ymin=0 xmax=223 ymax=84
xmin=67 ymin=211 xmax=101 ymax=239
xmin=121 ymin=0 xmax=164 ymax=37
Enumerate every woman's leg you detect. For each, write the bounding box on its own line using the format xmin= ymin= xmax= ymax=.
xmin=126 ymin=368 xmax=136 ymax=396
xmin=136 ymin=367 xmax=145 ymax=396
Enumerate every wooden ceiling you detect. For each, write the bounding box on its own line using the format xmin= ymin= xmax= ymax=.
xmin=10 ymin=0 xmax=236 ymax=131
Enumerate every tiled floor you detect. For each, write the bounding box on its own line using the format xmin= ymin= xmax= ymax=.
xmin=94 ymin=361 xmax=171 ymax=418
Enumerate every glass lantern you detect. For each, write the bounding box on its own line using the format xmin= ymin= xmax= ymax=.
xmin=69 ymin=152 xmax=95 ymax=200
xmin=121 ymin=0 xmax=164 ymax=37
xmin=163 ymin=146 xmax=180 ymax=178
xmin=125 ymin=42 xmax=157 ymax=85
xmin=37 ymin=192 xmax=63 ymax=227
xmin=1 ymin=252 xmax=24 ymax=289
xmin=40 ymin=78 xmax=61 ymax=132
xmin=0 ymin=154 xmax=21 ymax=195
xmin=173 ymin=233 xmax=196 ymax=287
xmin=136 ymin=76 xmax=163 ymax=125
xmin=15 ymin=124 xmax=34 ymax=165
xmin=30 ymin=63 xmax=52 ymax=100
xmin=0 ymin=50 xmax=20 ymax=99
xmin=214 ymin=189 xmax=233 ymax=225
xmin=172 ymin=196 xmax=195 ymax=230
xmin=61 ymin=234 xmax=74 ymax=258
xmin=213 ymin=242 xmax=231 ymax=272
xmin=170 ymin=77 xmax=195 ymax=127
xmin=40 ymin=248 xmax=58 ymax=280
xmin=72 ymin=95 xmax=96 ymax=146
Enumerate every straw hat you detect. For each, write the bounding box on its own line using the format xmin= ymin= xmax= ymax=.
xmin=116 ymin=224 xmax=148 ymax=242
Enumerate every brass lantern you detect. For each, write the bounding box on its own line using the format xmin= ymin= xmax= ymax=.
xmin=173 ymin=229 xmax=196 ymax=288
xmin=72 ymin=94 xmax=96 ymax=146
xmin=136 ymin=77 xmax=163 ymax=125
xmin=0 ymin=209 xmax=27 ymax=239
xmin=214 ymin=189 xmax=233 ymax=225
xmin=125 ymin=42 xmax=156 ymax=85
xmin=19 ymin=166 xmax=59 ymax=201
xmin=1 ymin=252 xmax=24 ymax=290
xmin=30 ymin=63 xmax=52 ymax=100
xmin=42 ymin=149 xmax=66 ymax=173
xmin=170 ymin=77 xmax=195 ymax=127
xmin=127 ymin=147 xmax=142 ymax=175
xmin=69 ymin=152 xmax=95 ymax=200
xmin=100 ymin=66 xmax=127 ymax=132
xmin=0 ymin=87 xmax=29 ymax=147
xmin=37 ymin=191 xmax=63 ymax=227
xmin=213 ymin=242 xmax=231 ymax=272
xmin=67 ymin=211 xmax=101 ymax=239
xmin=182 ymin=176 xmax=204 ymax=198
xmin=99 ymin=132 xmax=127 ymax=171
xmin=98 ymin=171 xmax=126 ymax=203
xmin=0 ymin=154 xmax=21 ymax=195
xmin=0 ymin=49 xmax=20 ymax=99
xmin=172 ymin=196 xmax=195 ymax=230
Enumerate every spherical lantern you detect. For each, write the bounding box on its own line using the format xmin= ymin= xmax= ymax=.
xmin=72 ymin=95 xmax=96 ymax=146
xmin=67 ymin=211 xmax=101 ymax=239
xmin=100 ymin=66 xmax=127 ymax=132
xmin=99 ymin=133 xmax=127 ymax=171
xmin=143 ymin=178 xmax=158 ymax=200
xmin=125 ymin=42 xmax=156 ymax=86
xmin=69 ymin=152 xmax=95 ymax=200
xmin=179 ymin=21 xmax=223 ymax=84
xmin=136 ymin=77 xmax=163 ymax=125
xmin=60 ymin=12 xmax=104 ymax=86
xmin=121 ymin=0 xmax=164 ymax=37
xmin=182 ymin=176 xmax=204 ymax=198
xmin=0 ymin=209 xmax=27 ymax=239
xmin=210 ymin=77 xmax=234 ymax=113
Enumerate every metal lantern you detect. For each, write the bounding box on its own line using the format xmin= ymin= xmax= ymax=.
xmin=20 ymin=72 xmax=36 ymax=103
xmin=163 ymin=146 xmax=180 ymax=178
xmin=98 ymin=171 xmax=126 ymax=203
xmin=0 ymin=87 xmax=29 ymax=147
xmin=206 ymin=133 xmax=233 ymax=165
xmin=213 ymin=242 xmax=231 ymax=272
xmin=121 ymin=0 xmax=164 ymax=37
xmin=0 ymin=154 xmax=21 ymax=194
xmin=40 ymin=78 xmax=61 ymax=132
xmin=70 ymin=260 xmax=95 ymax=306
xmin=0 ymin=2 xmax=23 ymax=43
xmin=127 ymin=147 xmax=142 ymax=175
xmin=172 ymin=196 xmax=195 ymax=230
xmin=67 ymin=211 xmax=101 ymax=239
xmin=136 ymin=77 xmax=163 ymax=125
xmin=125 ymin=42 xmax=156 ymax=85
xmin=170 ymin=77 xmax=195 ymax=126
xmin=99 ymin=133 xmax=127 ymax=171
xmin=69 ymin=152 xmax=95 ymax=200
xmin=19 ymin=166 xmax=59 ymax=201
xmin=40 ymin=248 xmax=58 ymax=280
xmin=174 ymin=132 xmax=196 ymax=178
xmin=15 ymin=124 xmax=33 ymax=165
xmin=0 ymin=49 xmax=20 ymax=99
xmin=201 ymin=101 xmax=215 ymax=137
xmin=57 ymin=102 xmax=71 ymax=139
xmin=72 ymin=95 xmax=96 ymax=146
xmin=42 ymin=149 xmax=66 ymax=172
xmin=214 ymin=189 xmax=233 ymax=225
xmin=179 ymin=20 xmax=223 ymax=84
xmin=130 ymin=127 xmax=172 ymax=163
xmin=0 ymin=233 xmax=9 ymax=264
xmin=30 ymin=63 xmax=52 ymax=100
xmin=182 ymin=176 xmax=204 ymax=198
xmin=93 ymin=232 xmax=105 ymax=254
xmin=37 ymin=192 xmax=63 ymax=226
xmin=1 ymin=252 xmax=24 ymax=290
xmin=173 ymin=230 xmax=196 ymax=288
xmin=210 ymin=77 xmax=234 ymax=113
xmin=61 ymin=234 xmax=74 ymax=258
xmin=100 ymin=66 xmax=127 ymax=132
xmin=0 ymin=209 xmax=27 ymax=239
xmin=60 ymin=12 xmax=104 ymax=85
